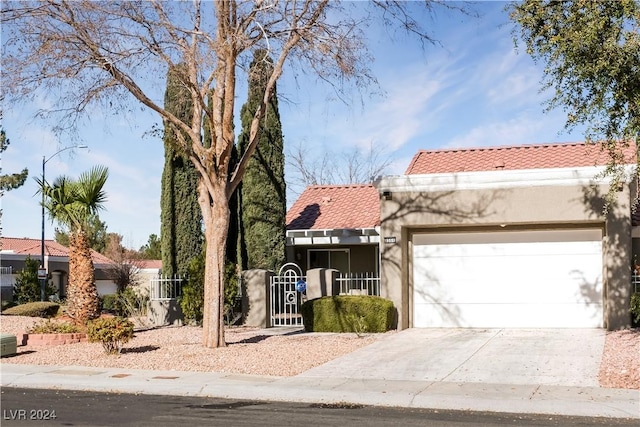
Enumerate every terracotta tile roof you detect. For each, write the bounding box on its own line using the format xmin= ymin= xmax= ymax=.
xmin=1 ymin=237 xmax=115 ymax=265
xmin=405 ymin=142 xmax=636 ymax=175
xmin=286 ymin=185 xmax=380 ymax=230
xmin=137 ymin=259 xmax=162 ymax=270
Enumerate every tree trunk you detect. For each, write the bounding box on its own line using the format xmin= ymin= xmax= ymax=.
xmin=201 ymin=181 xmax=230 ymax=348
xmin=67 ymin=230 xmax=100 ymax=325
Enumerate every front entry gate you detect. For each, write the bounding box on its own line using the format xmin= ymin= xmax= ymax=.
xmin=270 ymin=263 xmax=306 ymax=327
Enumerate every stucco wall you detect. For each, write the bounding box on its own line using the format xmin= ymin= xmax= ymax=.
xmin=379 ymin=181 xmax=632 ymax=330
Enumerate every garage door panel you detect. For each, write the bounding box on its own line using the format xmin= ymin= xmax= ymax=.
xmin=412 ymin=229 xmax=603 ymax=328
xmin=414 ymin=256 xmax=602 ymax=305
xmin=414 ymin=241 xmax=602 ymax=258
xmin=414 ymin=303 xmax=604 ymax=328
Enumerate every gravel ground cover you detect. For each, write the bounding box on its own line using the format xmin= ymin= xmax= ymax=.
xmin=0 ymin=315 xmax=381 ymax=376
xmin=1 ymin=315 xmax=638 ymax=389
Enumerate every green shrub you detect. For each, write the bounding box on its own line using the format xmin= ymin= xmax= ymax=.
xmin=28 ymin=320 xmax=81 ymax=334
xmin=114 ymin=288 xmax=148 ymax=317
xmin=13 ymin=257 xmax=55 ymax=304
xmin=180 ymin=255 xmax=205 ymax=325
xmin=87 ymin=317 xmax=134 ymax=354
xmin=631 ymin=292 xmax=640 ymax=324
xmin=301 ymin=295 xmax=395 ymax=333
xmin=179 ymin=250 xmax=240 ymax=326
xmin=223 ymin=262 xmax=241 ymax=325
xmin=2 ymin=301 xmax=60 ymax=318
xmin=101 ymin=294 xmax=118 ymax=313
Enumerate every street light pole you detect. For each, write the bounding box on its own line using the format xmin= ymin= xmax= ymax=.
xmin=40 ymin=145 xmax=89 ymax=301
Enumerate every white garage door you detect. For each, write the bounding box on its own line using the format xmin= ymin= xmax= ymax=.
xmin=412 ymin=229 xmax=603 ymax=328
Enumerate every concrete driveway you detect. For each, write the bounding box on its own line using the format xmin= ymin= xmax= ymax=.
xmin=299 ymin=329 xmax=606 ymax=387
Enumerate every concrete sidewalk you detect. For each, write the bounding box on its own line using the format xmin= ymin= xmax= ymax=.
xmin=1 ymin=363 xmax=638 ymax=419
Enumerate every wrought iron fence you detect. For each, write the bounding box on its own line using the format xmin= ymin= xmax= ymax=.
xmin=337 ymin=272 xmax=380 ymax=296
xmin=270 ymin=263 xmax=305 ymax=327
xmin=149 ymin=275 xmax=184 ymax=300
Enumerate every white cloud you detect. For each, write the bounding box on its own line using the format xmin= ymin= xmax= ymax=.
xmin=445 ymin=117 xmax=544 ymax=148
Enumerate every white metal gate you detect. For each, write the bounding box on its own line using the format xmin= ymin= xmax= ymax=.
xmin=270 ymin=263 xmax=306 ymax=327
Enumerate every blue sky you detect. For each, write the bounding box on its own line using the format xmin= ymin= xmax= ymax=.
xmin=1 ymin=2 xmax=586 ymax=250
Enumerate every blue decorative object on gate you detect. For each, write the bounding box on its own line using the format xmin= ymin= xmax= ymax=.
xmin=295 ymin=279 xmax=307 ymax=293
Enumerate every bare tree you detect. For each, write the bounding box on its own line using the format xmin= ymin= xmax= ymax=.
xmin=2 ymin=0 xmax=467 ymax=347
xmin=287 ymin=140 xmax=393 ymax=196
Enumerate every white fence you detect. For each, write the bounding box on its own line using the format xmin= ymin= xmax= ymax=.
xmin=634 ymin=271 xmax=640 ymax=293
xmin=1 ymin=266 xmax=14 ymax=289
xmin=337 ymin=272 xmax=380 ymax=296
xmin=150 ymin=275 xmax=184 ymax=300
xmin=270 ymin=263 xmax=306 ymax=327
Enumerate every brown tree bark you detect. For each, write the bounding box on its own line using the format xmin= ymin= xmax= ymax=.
xmin=67 ymin=230 xmax=100 ymax=325
xmin=199 ymin=178 xmax=230 ymax=348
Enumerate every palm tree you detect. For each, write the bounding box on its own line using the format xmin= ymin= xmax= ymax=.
xmin=37 ymin=166 xmax=109 ymax=324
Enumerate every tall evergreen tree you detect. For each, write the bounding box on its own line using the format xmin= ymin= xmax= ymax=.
xmin=161 ymin=64 xmax=203 ymax=277
xmin=238 ymin=50 xmax=286 ymax=271
xmin=0 ymin=126 xmax=28 ymax=192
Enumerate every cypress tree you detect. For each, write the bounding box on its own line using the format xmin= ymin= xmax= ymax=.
xmin=160 ymin=64 xmax=203 ymax=277
xmin=238 ymin=50 xmax=286 ymax=271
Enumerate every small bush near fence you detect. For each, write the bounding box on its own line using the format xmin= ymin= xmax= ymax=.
xmin=180 ymin=256 xmax=240 ymax=326
xmin=2 ymin=302 xmax=60 ymax=318
xmin=13 ymin=257 xmax=56 ymax=304
xmin=87 ymin=317 xmax=134 ymax=354
xmin=301 ymin=295 xmax=395 ymax=333
xmin=101 ymin=294 xmax=118 ymax=313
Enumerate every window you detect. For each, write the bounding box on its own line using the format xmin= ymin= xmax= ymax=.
xmin=308 ymin=249 xmax=350 ymax=273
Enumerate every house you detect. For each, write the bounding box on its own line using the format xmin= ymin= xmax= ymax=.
xmin=285 ymin=184 xmax=381 ymax=278
xmin=0 ymin=237 xmax=117 ymax=300
xmin=135 ymin=259 xmax=163 ymax=292
xmin=377 ymin=142 xmax=636 ymax=331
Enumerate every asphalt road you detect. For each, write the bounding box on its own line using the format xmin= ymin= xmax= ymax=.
xmin=1 ymin=387 xmax=636 ymax=427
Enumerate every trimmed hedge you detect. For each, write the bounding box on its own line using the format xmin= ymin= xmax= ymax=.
xmin=301 ymin=295 xmax=395 ymax=333
xmin=2 ymin=301 xmax=60 ymax=318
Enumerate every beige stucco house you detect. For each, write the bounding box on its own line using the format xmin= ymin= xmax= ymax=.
xmin=377 ymin=142 xmax=636 ymax=331
xmin=1 ymin=237 xmax=117 ymax=300
xmin=285 ymin=184 xmax=381 ymax=277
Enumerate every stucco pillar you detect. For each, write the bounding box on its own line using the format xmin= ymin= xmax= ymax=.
xmin=242 ymin=269 xmax=273 ymax=328
xmin=604 ymin=186 xmax=633 ymax=330
xmin=305 ymin=268 xmax=339 ymax=299
xmin=379 ymin=208 xmax=404 ymax=330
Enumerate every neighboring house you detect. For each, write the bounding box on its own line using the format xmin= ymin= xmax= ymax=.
xmin=0 ymin=237 xmax=117 ymax=299
xmin=377 ymin=142 xmax=636 ymax=331
xmin=137 ymin=259 xmax=163 ymax=284
xmin=285 ymin=184 xmax=381 ymax=277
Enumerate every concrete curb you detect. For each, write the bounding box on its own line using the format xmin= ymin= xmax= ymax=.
xmin=1 ymin=364 xmax=638 ymax=419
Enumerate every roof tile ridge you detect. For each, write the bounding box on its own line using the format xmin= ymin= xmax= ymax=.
xmin=308 ymin=183 xmax=374 ymax=190
xmin=416 ymin=141 xmax=588 ymax=155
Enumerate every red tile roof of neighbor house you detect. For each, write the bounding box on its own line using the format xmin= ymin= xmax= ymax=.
xmin=405 ymin=142 xmax=637 ymax=175
xmin=137 ymin=259 xmax=162 ymax=270
xmin=0 ymin=237 xmax=115 ymax=265
xmin=286 ymin=184 xmax=380 ymax=230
